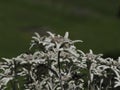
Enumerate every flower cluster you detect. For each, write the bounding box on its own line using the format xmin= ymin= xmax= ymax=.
xmin=0 ymin=32 xmax=120 ymax=90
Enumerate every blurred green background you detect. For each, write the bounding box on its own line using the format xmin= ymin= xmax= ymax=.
xmin=1 ymin=0 xmax=120 ymax=58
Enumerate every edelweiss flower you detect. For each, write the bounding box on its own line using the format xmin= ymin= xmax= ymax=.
xmin=1 ymin=31 xmax=120 ymax=90
xmin=114 ymin=77 xmax=120 ymax=87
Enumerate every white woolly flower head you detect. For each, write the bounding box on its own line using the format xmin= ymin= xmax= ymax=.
xmin=0 ymin=31 xmax=120 ymax=90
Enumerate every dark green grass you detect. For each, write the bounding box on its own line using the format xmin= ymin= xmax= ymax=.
xmin=0 ymin=0 xmax=120 ymax=58
xmin=0 ymin=0 xmax=120 ymax=89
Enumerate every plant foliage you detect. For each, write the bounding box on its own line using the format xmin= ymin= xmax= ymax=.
xmin=0 ymin=32 xmax=120 ymax=90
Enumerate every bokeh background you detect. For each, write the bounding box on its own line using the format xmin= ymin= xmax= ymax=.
xmin=1 ymin=0 xmax=120 ymax=58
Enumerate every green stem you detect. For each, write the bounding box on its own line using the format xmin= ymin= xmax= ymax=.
xmin=87 ymin=61 xmax=94 ymax=90
xmin=58 ymin=51 xmax=63 ymax=90
xmin=13 ymin=60 xmax=19 ymax=90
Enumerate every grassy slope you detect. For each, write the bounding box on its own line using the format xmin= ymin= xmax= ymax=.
xmin=0 ymin=0 xmax=120 ymax=58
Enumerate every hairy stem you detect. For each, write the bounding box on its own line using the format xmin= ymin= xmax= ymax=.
xmin=58 ymin=51 xmax=63 ymax=90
